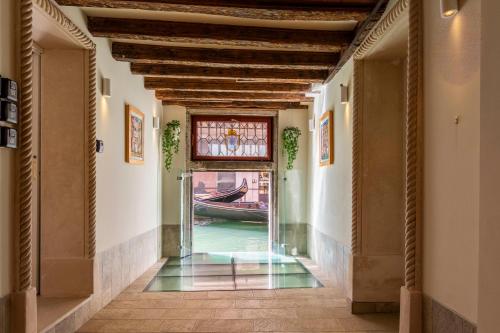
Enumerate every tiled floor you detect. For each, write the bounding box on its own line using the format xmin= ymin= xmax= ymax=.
xmin=78 ymin=255 xmax=399 ymax=332
xmin=145 ymin=253 xmax=323 ymax=292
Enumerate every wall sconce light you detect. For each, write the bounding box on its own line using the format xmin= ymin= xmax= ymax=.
xmin=153 ymin=116 xmax=160 ymax=129
xmin=102 ymin=78 xmax=111 ymax=98
xmin=309 ymin=115 xmax=316 ymax=133
xmin=340 ymin=84 xmax=349 ymax=104
xmin=441 ymin=0 xmax=458 ymax=18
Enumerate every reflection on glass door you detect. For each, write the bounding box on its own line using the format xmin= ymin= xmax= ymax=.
xmin=178 ymin=171 xmax=192 ymax=258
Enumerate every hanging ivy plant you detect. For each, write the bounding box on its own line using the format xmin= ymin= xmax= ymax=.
xmin=162 ymin=120 xmax=181 ymax=171
xmin=282 ymin=127 xmax=301 ymax=170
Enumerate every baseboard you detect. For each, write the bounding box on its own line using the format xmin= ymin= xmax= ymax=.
xmin=307 ymin=225 xmax=351 ymax=294
xmin=348 ymin=299 xmax=400 ymax=314
xmin=0 ymin=293 xmax=10 ymax=333
xmin=422 ymin=294 xmax=477 ymax=333
xmin=161 ymin=224 xmax=180 ymax=257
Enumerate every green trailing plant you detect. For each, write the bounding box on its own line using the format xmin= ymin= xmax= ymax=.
xmin=282 ymin=127 xmax=302 ymax=170
xmin=162 ymin=120 xmax=181 ymax=171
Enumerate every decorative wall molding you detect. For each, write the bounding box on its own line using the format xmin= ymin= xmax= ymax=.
xmin=19 ymin=0 xmax=35 ymax=294
xmin=404 ymin=0 xmax=423 ymax=292
xmin=351 ymin=0 xmax=411 ymax=259
xmin=17 ymin=0 xmax=97 ymax=296
xmin=88 ymin=48 xmax=97 ymax=259
xmin=351 ymin=60 xmax=363 ymax=256
xmin=350 ymin=0 xmax=422 ymax=330
xmin=354 ymin=0 xmax=409 ymax=60
xmin=33 ymin=0 xmax=95 ymax=49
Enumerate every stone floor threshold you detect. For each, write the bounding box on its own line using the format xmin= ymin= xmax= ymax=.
xmin=37 ymin=296 xmax=90 ymax=333
xmin=76 ymin=256 xmax=399 ymax=332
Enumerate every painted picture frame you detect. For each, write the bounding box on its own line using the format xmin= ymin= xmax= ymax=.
xmin=319 ymin=110 xmax=334 ymax=167
xmin=125 ymin=104 xmax=145 ymax=164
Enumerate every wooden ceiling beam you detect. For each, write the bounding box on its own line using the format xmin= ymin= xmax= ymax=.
xmin=325 ymin=0 xmax=389 ymax=82
xmin=132 ymin=64 xmax=327 ymax=83
xmin=112 ymin=42 xmax=339 ymax=69
xmin=162 ymin=100 xmax=309 ymax=110
xmin=144 ymin=78 xmax=311 ymax=93
xmin=155 ymin=90 xmax=312 ymax=102
xmin=56 ymin=0 xmax=376 ymax=21
xmin=88 ymin=17 xmax=353 ymax=52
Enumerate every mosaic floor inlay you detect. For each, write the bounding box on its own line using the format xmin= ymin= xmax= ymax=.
xmin=145 ymin=252 xmax=323 ymax=292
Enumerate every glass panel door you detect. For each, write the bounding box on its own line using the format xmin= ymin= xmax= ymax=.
xmin=179 ymin=171 xmax=193 ymax=258
xmin=274 ymin=172 xmax=288 ymax=256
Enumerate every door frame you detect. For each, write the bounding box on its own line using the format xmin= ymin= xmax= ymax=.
xmin=14 ymin=0 xmax=97 ymax=331
xmin=348 ymin=0 xmax=423 ymax=331
xmin=188 ymin=169 xmax=274 ymax=254
xmin=185 ymin=109 xmax=279 ymax=253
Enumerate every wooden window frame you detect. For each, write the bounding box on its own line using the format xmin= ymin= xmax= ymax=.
xmin=191 ymin=115 xmax=274 ymax=162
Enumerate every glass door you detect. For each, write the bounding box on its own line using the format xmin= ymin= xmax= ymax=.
xmin=274 ymin=172 xmax=288 ymax=256
xmin=178 ymin=171 xmax=193 ymax=258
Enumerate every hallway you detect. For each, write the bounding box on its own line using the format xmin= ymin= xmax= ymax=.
xmin=2 ymin=0 xmax=500 ymax=332
xmin=78 ymin=257 xmax=398 ymax=332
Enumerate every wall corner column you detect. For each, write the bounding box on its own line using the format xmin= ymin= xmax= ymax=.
xmin=10 ymin=288 xmax=37 ymax=333
xmin=399 ymin=0 xmax=423 ymax=332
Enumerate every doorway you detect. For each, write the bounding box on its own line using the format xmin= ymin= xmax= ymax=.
xmin=192 ymin=171 xmax=271 ymax=253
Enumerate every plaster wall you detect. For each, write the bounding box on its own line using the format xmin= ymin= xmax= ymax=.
xmin=277 ymin=108 xmax=309 ymax=226
xmin=161 ymin=105 xmax=188 ymax=226
xmin=422 ymin=0 xmax=480 ymax=324
xmin=61 ymin=7 xmax=163 ymax=253
xmin=307 ymin=59 xmax=353 ymax=248
xmin=478 ymin=0 xmax=500 ymax=331
xmin=0 ymin=0 xmax=17 ymax=299
xmin=306 ymin=59 xmax=353 ymax=292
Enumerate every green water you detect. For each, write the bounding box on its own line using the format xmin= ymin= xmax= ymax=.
xmin=193 ymin=220 xmax=268 ymax=253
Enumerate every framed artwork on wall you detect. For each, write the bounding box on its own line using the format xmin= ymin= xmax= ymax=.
xmin=319 ymin=110 xmax=334 ymax=167
xmin=125 ymin=104 xmax=145 ymax=164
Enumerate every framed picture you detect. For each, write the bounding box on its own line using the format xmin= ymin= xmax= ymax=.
xmin=319 ymin=110 xmax=334 ymax=167
xmin=125 ymin=104 xmax=145 ymax=164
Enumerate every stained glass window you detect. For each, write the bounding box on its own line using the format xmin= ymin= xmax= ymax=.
xmin=192 ymin=116 xmax=273 ymax=161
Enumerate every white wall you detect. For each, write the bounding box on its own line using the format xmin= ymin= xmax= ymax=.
xmin=161 ymin=105 xmax=187 ymax=225
xmin=278 ymin=109 xmax=309 ymax=224
xmin=0 ymin=0 xmax=17 ymax=298
xmin=423 ymin=0 xmax=480 ymax=324
xmin=307 ymin=59 xmax=353 ymax=246
xmin=478 ymin=0 xmax=500 ymax=331
xmin=63 ymin=8 xmax=163 ymax=252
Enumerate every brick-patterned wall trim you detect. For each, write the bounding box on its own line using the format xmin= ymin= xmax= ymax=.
xmin=422 ymin=295 xmax=477 ymax=333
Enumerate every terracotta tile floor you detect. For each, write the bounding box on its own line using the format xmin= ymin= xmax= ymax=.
xmin=78 ymin=257 xmax=399 ymax=332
